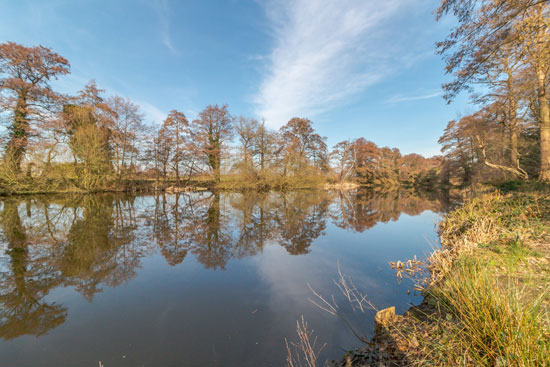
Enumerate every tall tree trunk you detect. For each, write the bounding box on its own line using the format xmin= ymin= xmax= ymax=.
xmin=214 ymin=142 xmax=221 ymax=183
xmin=6 ymin=92 xmax=29 ymax=172
xmin=214 ymin=158 xmax=221 ymax=183
xmin=260 ymin=149 xmax=265 ymax=172
xmin=510 ymin=126 xmax=520 ymax=170
xmin=505 ymin=63 xmax=521 ymax=173
xmin=259 ymin=124 xmax=265 ymax=172
xmin=175 ymin=129 xmax=180 ymax=185
xmin=536 ymin=66 xmax=550 ymax=181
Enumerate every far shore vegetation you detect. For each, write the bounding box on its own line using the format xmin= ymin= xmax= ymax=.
xmin=0 ymin=39 xmax=442 ymax=195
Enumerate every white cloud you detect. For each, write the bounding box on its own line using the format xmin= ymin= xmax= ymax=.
xmin=255 ymin=0 xmax=423 ymax=128
xmin=138 ymin=100 xmax=168 ymax=124
xmin=149 ymin=0 xmax=176 ymax=53
xmin=387 ymin=90 xmax=443 ymax=103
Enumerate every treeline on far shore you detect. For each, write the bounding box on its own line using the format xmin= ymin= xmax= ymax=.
xmin=1 ymin=38 xmax=549 ymax=195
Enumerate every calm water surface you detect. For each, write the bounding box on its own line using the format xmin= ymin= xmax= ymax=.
xmin=0 ymin=190 xmax=448 ymax=367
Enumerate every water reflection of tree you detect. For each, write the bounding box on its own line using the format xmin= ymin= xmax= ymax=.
xmin=273 ymin=191 xmax=330 ymax=255
xmin=0 ymin=200 xmax=67 ymax=340
xmin=0 ymin=189 xmax=447 ymax=339
xmin=59 ymin=195 xmax=145 ymax=300
xmin=150 ymin=191 xmax=331 ymax=267
xmin=153 ymin=194 xmax=188 ymax=266
xmin=229 ymin=192 xmax=277 ymax=258
xmin=0 ymin=195 xmax=150 ymax=339
xmin=330 ymin=189 xmax=446 ymax=232
xmin=190 ymin=192 xmax=234 ymax=269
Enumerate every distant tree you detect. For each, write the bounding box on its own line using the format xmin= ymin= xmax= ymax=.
xmin=155 ymin=125 xmax=173 ymax=182
xmin=331 ymin=140 xmax=354 ymax=182
xmin=439 ymin=118 xmax=477 ymax=185
xmin=251 ymin=120 xmax=276 ymax=173
xmin=279 ymin=117 xmax=327 ymax=175
xmin=376 ymin=147 xmax=402 ymax=185
xmin=0 ymin=42 xmax=70 ymax=172
xmin=400 ymin=153 xmax=442 ymax=186
xmin=349 ymin=138 xmax=380 ymax=182
xmin=190 ymin=104 xmax=234 ymax=182
xmin=108 ymin=96 xmax=144 ymax=180
xmin=234 ymin=116 xmax=259 ymax=174
xmin=62 ymin=81 xmax=114 ymax=189
xmin=137 ymin=124 xmax=159 ymax=179
xmin=33 ymin=114 xmax=68 ymax=172
xmin=162 ymin=110 xmax=189 ymax=184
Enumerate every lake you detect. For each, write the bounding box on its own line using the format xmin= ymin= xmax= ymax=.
xmin=0 ymin=190 xmax=449 ymax=367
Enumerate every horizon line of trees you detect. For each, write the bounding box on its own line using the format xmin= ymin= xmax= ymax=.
xmin=0 ymin=41 xmax=442 ymax=191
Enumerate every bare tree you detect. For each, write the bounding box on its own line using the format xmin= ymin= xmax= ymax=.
xmin=234 ymin=116 xmax=259 ymax=175
xmin=162 ymin=110 xmax=189 ymax=184
xmin=190 ymin=104 xmax=234 ymax=182
xmin=109 ymin=95 xmax=144 ymax=181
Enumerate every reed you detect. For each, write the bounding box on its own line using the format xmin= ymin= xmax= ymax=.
xmin=427 ymin=256 xmax=549 ymax=366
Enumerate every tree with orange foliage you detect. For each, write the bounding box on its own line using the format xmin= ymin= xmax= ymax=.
xmin=0 ymin=42 xmax=70 ymax=173
xmin=279 ymin=117 xmax=327 ymax=175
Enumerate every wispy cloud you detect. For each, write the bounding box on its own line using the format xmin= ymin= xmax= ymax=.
xmin=138 ymin=100 xmax=168 ymax=124
xmin=255 ymin=0 xmax=424 ymax=128
xmin=387 ymin=90 xmax=442 ymax=104
xmin=149 ymin=0 xmax=176 ymax=53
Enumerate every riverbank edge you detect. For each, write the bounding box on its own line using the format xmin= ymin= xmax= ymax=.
xmin=0 ymin=177 xmax=434 ymax=196
xmin=333 ymin=185 xmax=550 ymax=366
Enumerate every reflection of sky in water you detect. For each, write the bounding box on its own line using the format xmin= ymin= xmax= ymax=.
xmin=0 ymin=191 xmax=443 ymax=366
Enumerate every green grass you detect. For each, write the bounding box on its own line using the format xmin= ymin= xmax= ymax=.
xmin=428 ymin=255 xmax=549 ymax=366
xmin=388 ymin=191 xmax=550 ymax=367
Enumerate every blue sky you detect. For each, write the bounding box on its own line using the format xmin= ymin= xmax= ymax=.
xmin=0 ymin=0 xmax=470 ymax=157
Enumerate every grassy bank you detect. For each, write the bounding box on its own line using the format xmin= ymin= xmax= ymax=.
xmin=0 ymin=173 xmax=345 ymax=195
xmin=338 ymin=189 xmax=550 ymax=366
